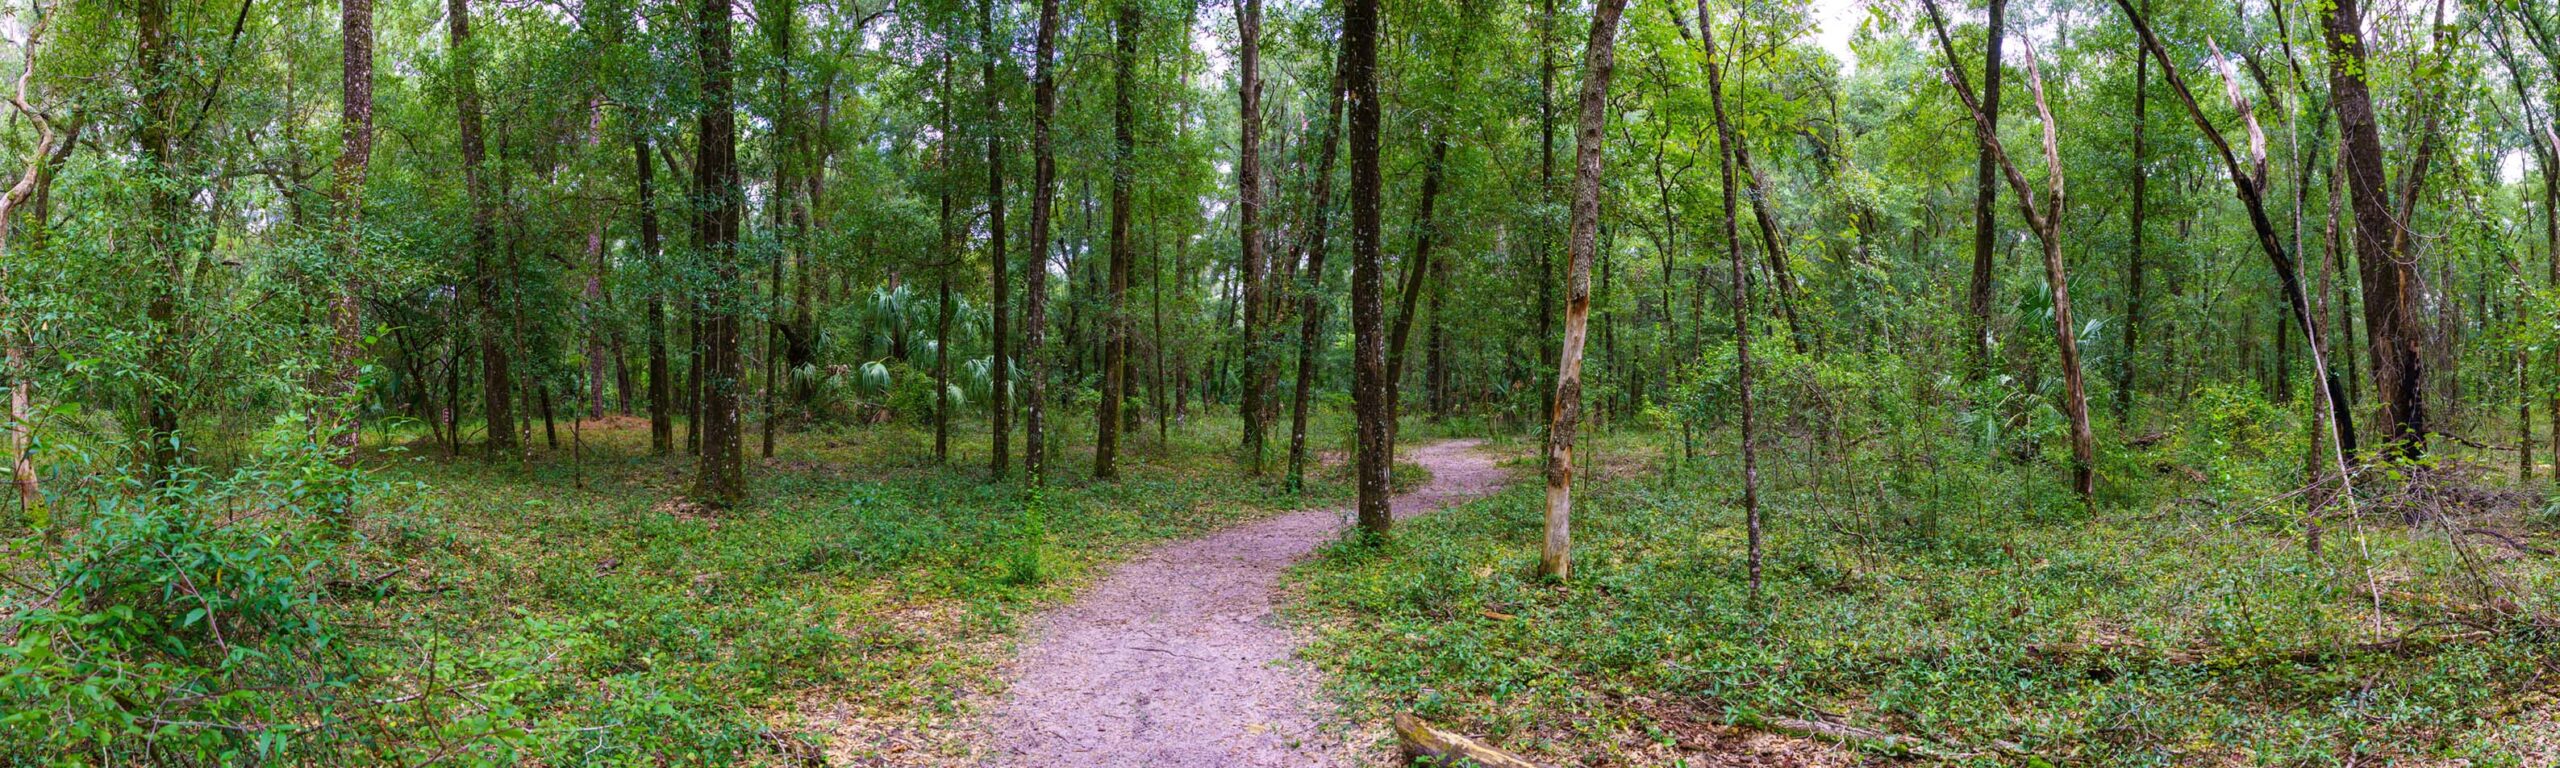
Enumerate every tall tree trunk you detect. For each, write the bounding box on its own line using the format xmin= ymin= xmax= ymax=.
xmin=1023 ymin=0 xmax=1059 ymax=484
xmin=2321 ymin=0 xmax=2428 ymax=457
xmin=1964 ymin=0 xmax=2005 ymax=382
xmin=329 ymin=0 xmax=374 ymax=468
xmin=639 ymin=133 xmax=673 ymax=454
xmin=138 ymin=0 xmax=186 ymax=477
xmin=1237 ymin=0 xmax=1270 ymax=472
xmin=1 ymin=4 xmax=62 ymax=528
xmin=1095 ymin=0 xmax=1137 ymax=481
xmin=1696 ymin=0 xmax=1758 ymax=598
xmin=1536 ymin=0 xmax=1558 ymax=430
xmin=451 ymin=0 xmax=514 ymax=458
xmin=985 ymin=0 xmax=1013 ymax=477
xmin=693 ymin=0 xmax=746 ymax=507
xmin=1386 ymin=138 xmax=1449 ymax=452
xmin=1539 ymin=0 xmax=1628 ymax=577
xmin=1346 ymin=0 xmax=1394 ymax=535
xmin=1285 ymin=50 xmax=1346 ymax=492
xmin=935 ymin=52 xmax=955 ymax=465
xmin=1925 ymin=0 xmax=2094 ymax=504
xmin=2116 ymin=24 xmax=2145 ymax=425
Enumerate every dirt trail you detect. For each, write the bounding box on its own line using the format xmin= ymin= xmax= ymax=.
xmin=979 ymin=439 xmax=1506 ymax=767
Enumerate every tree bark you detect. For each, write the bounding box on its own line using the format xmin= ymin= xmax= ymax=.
xmin=1095 ymin=0 xmax=1138 ymax=481
xmin=1964 ymin=0 xmax=2006 ymax=382
xmin=2115 ymin=18 xmax=2145 ymax=425
xmin=1237 ymin=0 xmax=1270 ymax=472
xmin=638 ymin=133 xmax=673 ymax=454
xmin=985 ymin=0 xmax=1012 ymax=477
xmin=2320 ymin=0 xmax=2428 ymax=456
xmin=1695 ymin=0 xmax=1760 ymax=598
xmin=1924 ymin=0 xmax=2095 ymax=505
xmin=1347 ymin=0 xmax=1393 ymax=535
xmin=1540 ymin=0 xmax=1628 ymax=577
xmin=1023 ymin=0 xmax=1059 ymax=484
xmin=329 ymin=0 xmax=374 ymax=468
xmin=1285 ymin=49 xmax=1347 ymax=492
xmin=693 ymin=0 xmax=746 ymax=507
xmin=138 ymin=0 xmax=186 ymax=477
xmin=450 ymin=0 xmax=514 ymax=458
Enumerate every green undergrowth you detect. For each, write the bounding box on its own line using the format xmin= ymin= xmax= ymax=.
xmin=3 ymin=414 xmax=1366 ymax=765
xmin=1293 ymin=425 xmax=2560 ymax=767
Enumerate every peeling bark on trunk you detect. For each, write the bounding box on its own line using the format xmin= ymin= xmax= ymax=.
xmin=1540 ymin=0 xmax=1627 ymax=578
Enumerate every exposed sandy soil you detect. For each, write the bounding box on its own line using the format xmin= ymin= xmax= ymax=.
xmin=977 ymin=439 xmax=1507 ymax=767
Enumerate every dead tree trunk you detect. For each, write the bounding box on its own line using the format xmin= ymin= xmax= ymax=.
xmin=1539 ymin=0 xmax=1629 ymax=578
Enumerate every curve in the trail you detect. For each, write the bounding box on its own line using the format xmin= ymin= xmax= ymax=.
xmin=981 ymin=439 xmax=1506 ymax=767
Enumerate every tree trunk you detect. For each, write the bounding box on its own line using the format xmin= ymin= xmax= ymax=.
xmin=639 ymin=133 xmax=673 ymax=454
xmin=1696 ymin=0 xmax=1760 ymax=598
xmin=1347 ymin=0 xmax=1394 ymax=535
xmin=138 ymin=0 xmax=186 ymax=477
xmin=2321 ymin=0 xmax=2428 ymax=457
xmin=693 ymin=0 xmax=746 ymax=507
xmin=986 ymin=0 xmax=1013 ymax=478
xmin=1386 ymin=138 xmax=1449 ymax=453
xmin=0 ymin=5 xmax=62 ymax=529
xmin=1924 ymin=0 xmax=2094 ymax=505
xmin=1539 ymin=0 xmax=1628 ymax=577
xmin=1024 ymin=0 xmax=1059 ymax=484
xmin=451 ymin=0 xmax=514 ymax=458
xmin=2115 ymin=25 xmax=2145 ymax=425
xmin=1964 ymin=0 xmax=2005 ymax=382
xmin=328 ymin=0 xmax=374 ymax=469
xmin=1286 ymin=49 xmax=1347 ymax=492
xmin=1237 ymin=0 xmax=1270 ymax=472
xmin=1096 ymin=0 xmax=1138 ymax=481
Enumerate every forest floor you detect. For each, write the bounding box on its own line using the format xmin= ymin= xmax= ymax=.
xmin=971 ymin=439 xmax=1507 ymax=767
xmin=346 ymin=415 xmax=1421 ymax=765
xmin=1287 ymin=428 xmax=2560 ymax=766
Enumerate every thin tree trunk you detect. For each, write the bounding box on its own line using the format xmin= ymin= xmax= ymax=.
xmin=2116 ymin=22 xmax=2146 ymax=425
xmin=1024 ymin=0 xmax=1059 ymax=483
xmin=1925 ymin=0 xmax=2095 ymax=505
xmin=1 ymin=4 xmax=61 ymax=528
xmin=1286 ymin=50 xmax=1346 ymax=492
xmin=986 ymin=0 xmax=1013 ymax=477
xmin=1096 ymin=0 xmax=1138 ymax=481
xmin=138 ymin=0 xmax=186 ymax=477
xmin=1964 ymin=0 xmax=2006 ymax=382
xmin=1386 ymin=138 xmax=1449 ymax=453
xmin=639 ymin=133 xmax=673 ymax=454
xmin=1237 ymin=0 xmax=1270 ymax=472
xmin=1539 ymin=0 xmax=1628 ymax=577
xmin=1695 ymin=0 xmax=1758 ymax=598
xmin=451 ymin=0 xmax=513 ymax=458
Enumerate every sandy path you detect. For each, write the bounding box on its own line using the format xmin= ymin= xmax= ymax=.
xmin=979 ymin=439 xmax=1506 ymax=767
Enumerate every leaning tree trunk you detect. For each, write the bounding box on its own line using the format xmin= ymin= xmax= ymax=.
xmin=1539 ymin=0 xmax=1628 ymax=578
xmin=1924 ymin=0 xmax=2095 ymax=505
xmin=692 ymin=0 xmax=746 ymax=507
xmin=0 ymin=3 xmax=62 ymax=527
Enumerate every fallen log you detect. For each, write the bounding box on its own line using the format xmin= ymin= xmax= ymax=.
xmin=1394 ymin=712 xmax=1543 ymax=768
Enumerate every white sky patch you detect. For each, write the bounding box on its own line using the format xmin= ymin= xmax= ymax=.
xmin=1811 ymin=0 xmax=1864 ymax=71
